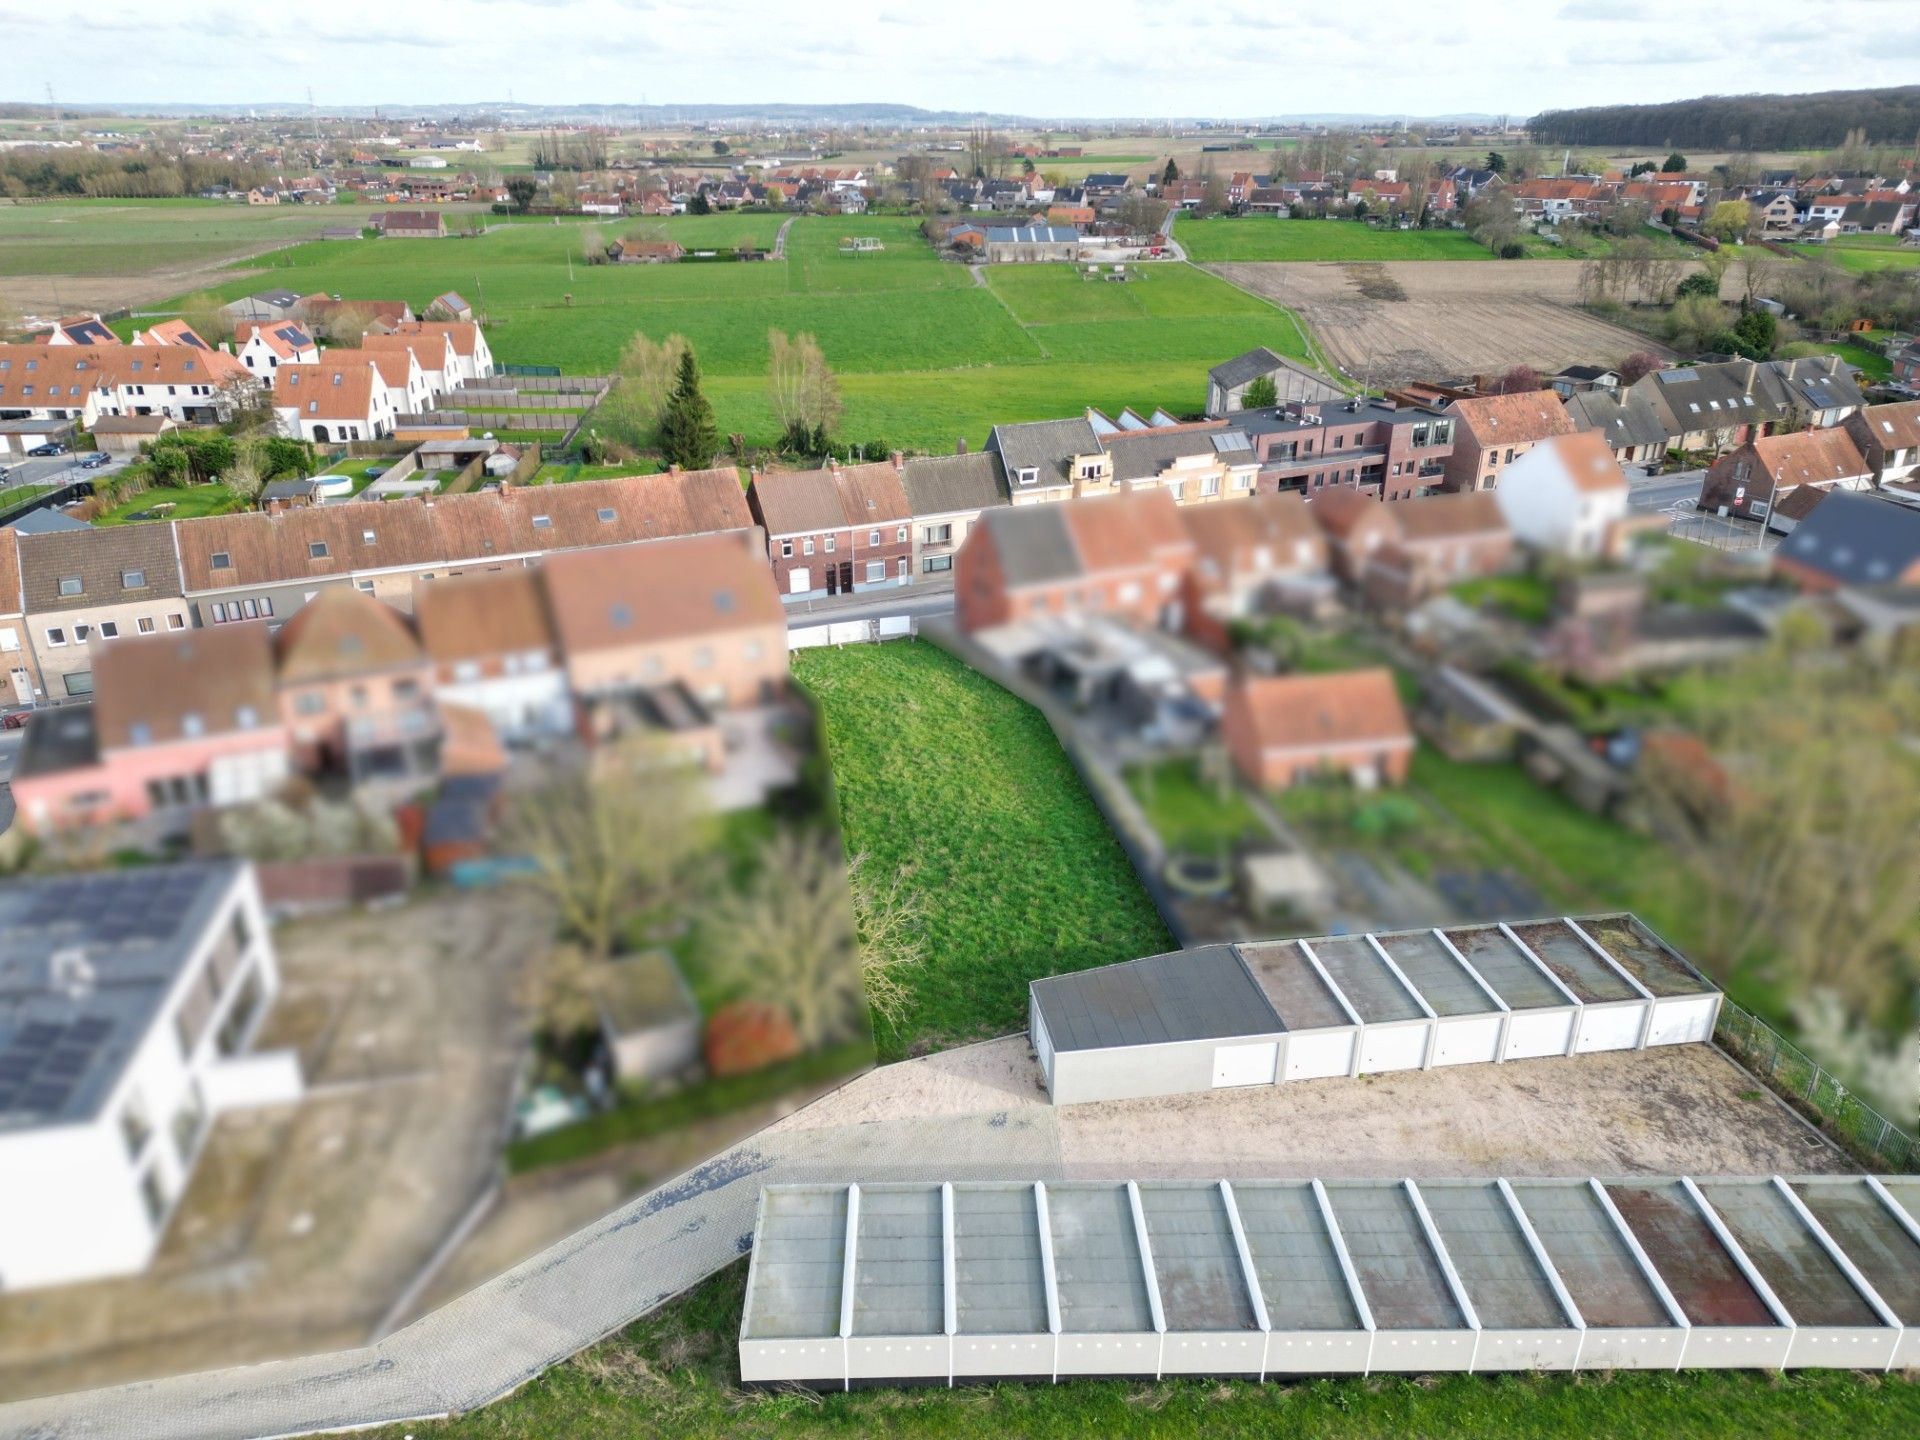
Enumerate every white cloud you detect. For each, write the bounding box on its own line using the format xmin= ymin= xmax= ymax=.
xmin=1 ymin=0 xmax=1913 ymax=116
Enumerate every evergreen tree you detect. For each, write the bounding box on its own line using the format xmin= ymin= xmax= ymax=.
xmin=656 ymin=350 xmax=719 ymax=469
xmin=1661 ymin=151 xmax=1688 ymax=172
xmin=1162 ymin=159 xmax=1179 ymax=185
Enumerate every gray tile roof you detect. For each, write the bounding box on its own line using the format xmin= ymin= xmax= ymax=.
xmin=988 ymin=417 xmax=1102 ymax=489
xmin=1569 ymin=386 xmax=1670 ymax=451
xmin=17 ymin=523 xmax=185 ymax=614
xmin=1209 ymin=346 xmax=1288 ymax=390
xmin=976 ymin=503 xmax=1080 ymax=588
xmin=1032 ymin=945 xmax=1284 ymax=1052
xmin=1100 ymin=428 xmax=1224 ymax=483
xmin=1776 ymin=491 xmax=1920 ymax=587
xmin=900 ymin=451 xmax=1009 ymax=517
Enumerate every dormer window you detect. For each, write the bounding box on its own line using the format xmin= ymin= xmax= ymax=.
xmin=532 ymin=515 xmax=552 ymax=529
xmin=362 ymin=529 xmax=376 ymax=545
xmin=1017 ymin=467 xmax=1038 ymax=486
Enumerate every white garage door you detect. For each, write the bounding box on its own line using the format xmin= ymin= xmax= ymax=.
xmin=789 ymin=568 xmax=810 ymax=595
xmin=1212 ymin=1042 xmax=1278 ymax=1088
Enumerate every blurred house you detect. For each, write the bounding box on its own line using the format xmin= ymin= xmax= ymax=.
xmin=16 ymin=524 xmax=191 ymax=704
xmin=597 ymin=950 xmax=702 ymax=1085
xmin=1311 ymin=489 xmax=1513 ymax=609
xmin=273 ymin=587 xmax=439 ymax=783
xmin=1840 ymin=400 xmax=1920 ymax=487
xmin=413 ymin=567 xmax=570 ymax=743
xmin=1179 ymin=491 xmax=1331 ymax=651
xmin=1494 ymin=431 xmax=1631 ymax=559
xmin=1437 ymin=390 xmax=1576 ymax=494
xmin=956 ymin=488 xmax=1194 ymax=633
xmin=9 ymin=624 xmax=287 ymax=835
xmin=1773 ymin=490 xmax=1920 ymax=591
xmin=1222 ymin=668 xmax=1413 ymax=790
xmin=0 ymin=861 xmax=298 ymax=1289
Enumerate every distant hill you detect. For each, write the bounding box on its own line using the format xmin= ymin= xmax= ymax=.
xmin=1530 ymin=85 xmax=1920 ymax=151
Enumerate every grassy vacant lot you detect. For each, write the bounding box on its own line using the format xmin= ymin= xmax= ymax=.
xmin=793 ymin=641 xmax=1170 ymax=1060
xmin=370 ymin=1259 xmax=1920 ymax=1440
xmin=1127 ymin=756 xmax=1264 ymax=851
xmin=1179 ymin=217 xmax=1492 ymax=263
xmin=0 ymin=196 xmax=409 ymax=278
xmin=58 ymin=203 xmax=1319 ymax=450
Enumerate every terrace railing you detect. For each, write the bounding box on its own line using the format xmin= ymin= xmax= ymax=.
xmin=1715 ymin=998 xmax=1917 ymax=1173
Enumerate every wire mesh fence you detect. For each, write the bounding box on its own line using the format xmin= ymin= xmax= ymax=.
xmin=1715 ymin=999 xmax=1916 ymax=1172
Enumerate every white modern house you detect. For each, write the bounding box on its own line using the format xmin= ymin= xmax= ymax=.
xmin=0 ymin=861 xmax=301 ymax=1291
xmin=1493 ymin=430 xmax=1631 ymax=560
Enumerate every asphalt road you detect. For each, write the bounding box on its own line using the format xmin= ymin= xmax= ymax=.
xmin=1626 ymin=468 xmax=1705 ymax=514
xmin=0 ymin=449 xmax=134 ymax=499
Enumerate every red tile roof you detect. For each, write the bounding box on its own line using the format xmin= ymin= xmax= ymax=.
xmin=1230 ymin=668 xmax=1411 ymax=750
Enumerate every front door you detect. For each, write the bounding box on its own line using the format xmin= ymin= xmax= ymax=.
xmin=8 ymin=667 xmax=30 ymax=706
xmin=839 ymin=561 xmax=854 ymax=593
xmin=825 ymin=565 xmax=839 ymax=596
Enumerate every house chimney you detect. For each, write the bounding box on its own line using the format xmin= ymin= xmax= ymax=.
xmin=668 ymin=463 xmax=681 ymax=475
xmin=956 ymin=436 xmax=968 ymax=455
xmin=891 ymin=449 xmax=904 ymax=472
xmin=266 ymin=498 xmax=284 ymax=517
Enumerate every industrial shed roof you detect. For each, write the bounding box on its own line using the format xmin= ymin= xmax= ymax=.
xmin=1031 ymin=945 xmax=1281 ymax=1053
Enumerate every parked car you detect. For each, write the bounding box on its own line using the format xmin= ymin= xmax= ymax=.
xmin=78 ymin=452 xmax=111 ymax=470
xmin=1 ymin=709 xmax=31 ymax=731
xmin=27 ymin=442 xmax=67 ymax=457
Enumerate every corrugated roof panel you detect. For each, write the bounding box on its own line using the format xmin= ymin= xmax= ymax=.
xmin=952 ymin=1184 xmax=1048 ymax=1335
xmin=1047 ymin=1184 xmax=1154 ymax=1334
xmin=852 ymin=1185 xmax=945 ymax=1337
xmin=1323 ymin=1183 xmax=1466 ymax=1331
xmin=1139 ymin=1183 xmax=1257 ymax=1332
xmin=1511 ymin=1181 xmax=1673 ymax=1329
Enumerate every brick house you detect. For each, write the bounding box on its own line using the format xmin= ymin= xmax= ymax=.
xmin=900 ymin=448 xmax=1010 ymax=581
xmin=1222 ymin=668 xmax=1414 ymax=791
xmin=1237 ymin=397 xmax=1455 ymax=501
xmin=1699 ymin=428 xmax=1873 ymax=528
xmin=1178 ymin=492 xmax=1328 ymax=653
xmin=955 ymin=488 xmax=1194 ymax=633
xmin=748 ymin=458 xmax=914 ymax=601
xmin=272 ymin=587 xmax=438 ymax=781
xmin=1438 ymin=391 xmax=1576 ymax=493
xmin=1772 ymin=491 xmax=1920 ymax=591
xmin=1840 ymin=400 xmax=1920 ymax=487
xmin=542 ymin=530 xmax=787 ymax=714
xmin=1312 ymin=489 xmax=1513 ymax=609
xmin=412 ymin=567 xmax=570 ymax=743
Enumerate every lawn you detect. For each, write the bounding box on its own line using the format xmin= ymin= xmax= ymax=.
xmin=1127 ymin=756 xmax=1264 ymax=852
xmin=23 ymin=200 xmax=1325 ymax=451
xmin=1451 ymin=572 xmax=1557 ymax=625
xmin=91 ymin=482 xmax=246 ymax=526
xmin=792 ymin=641 xmax=1171 ymax=1060
xmin=1814 ymin=338 xmax=1892 ymax=382
xmin=1179 ymin=217 xmax=1492 ymax=263
xmin=0 ymin=196 xmax=451 ymax=277
xmin=0 ymin=483 xmax=63 ymax=519
xmin=364 ymin=1259 xmax=1920 ymax=1440
xmin=531 ymin=460 xmax=662 ymax=484
xmin=1789 ymin=238 xmax=1920 ymax=272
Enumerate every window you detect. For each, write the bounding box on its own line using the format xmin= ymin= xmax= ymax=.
xmin=137 ymin=616 xmax=156 ymax=634
xmin=120 ymin=1096 xmax=153 ymax=1162
xmin=308 ymin=542 xmax=329 ymax=559
xmin=295 ymin=691 xmax=325 ymax=716
xmin=140 ymin=1168 xmax=170 ymax=1228
xmin=362 ymin=529 xmax=377 ymax=545
xmin=597 ymin=507 xmax=616 ymax=523
xmin=924 ymin=522 xmax=952 ymax=544
xmin=58 ymin=575 xmax=83 ymax=597
xmin=1017 ymin=467 xmax=1038 ymax=486
xmin=355 ymin=579 xmax=374 ymax=593
xmin=923 ymin=554 xmax=953 ymax=574
xmin=167 ymin=613 xmax=184 ymax=630
xmin=210 ymin=602 xmax=227 ymax=623
xmin=64 ymin=671 xmax=94 ymax=697
xmin=532 ymin=515 xmax=552 ymax=529
xmin=865 ymin=561 xmax=885 ymax=583
xmin=1200 ymin=475 xmax=1221 ymax=497
xmin=896 ymin=525 xmax=908 ymax=543
xmin=824 ymin=535 xmax=836 ymax=553
xmin=210 ymin=551 xmax=232 ymax=570
xmin=236 ymin=705 xmax=258 ymax=729
xmin=181 ymin=713 xmax=205 ymax=738
xmin=393 ymin=679 xmax=420 ymax=700
xmin=240 ymin=599 xmax=259 ymax=619
xmin=802 ymin=538 xmax=814 ymax=555
xmin=98 ymin=621 xmax=118 ymax=639
xmin=780 ymin=539 xmax=793 ymax=558
xmin=46 ymin=627 xmax=67 ymax=647
xmin=869 ymin=528 xmax=880 ymax=546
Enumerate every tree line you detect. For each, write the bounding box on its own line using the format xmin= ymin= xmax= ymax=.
xmin=0 ymin=145 xmax=272 ymax=198
xmin=1531 ymin=85 xmax=1920 ymax=152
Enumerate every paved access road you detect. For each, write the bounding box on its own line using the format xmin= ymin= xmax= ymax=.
xmin=0 ymin=1102 xmax=1060 ymax=1440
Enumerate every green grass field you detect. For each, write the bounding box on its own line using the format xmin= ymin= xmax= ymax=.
xmin=1178 ymin=217 xmax=1493 ymax=263
xmin=0 ymin=197 xmax=486 ymax=277
xmin=92 ymin=482 xmax=245 ymax=526
xmin=0 ymin=200 xmax=1321 ymax=451
xmin=365 ymin=1259 xmax=1920 ymax=1440
xmin=792 ymin=641 xmax=1171 ymax=1060
xmin=1789 ymin=236 xmax=1920 ymax=272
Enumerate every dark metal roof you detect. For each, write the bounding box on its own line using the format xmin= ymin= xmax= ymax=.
xmin=987 ymin=417 xmax=1101 ymax=488
xmin=1209 ymin=347 xmax=1287 ymax=389
xmin=1032 ymin=945 xmax=1283 ymax=1052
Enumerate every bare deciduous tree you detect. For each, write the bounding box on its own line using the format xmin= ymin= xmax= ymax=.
xmin=598 ymin=331 xmax=690 ymax=451
xmin=504 ymin=736 xmax=712 ymax=962
xmin=766 ymin=330 xmax=841 ymax=448
xmin=846 ymin=852 xmax=926 ymax=1036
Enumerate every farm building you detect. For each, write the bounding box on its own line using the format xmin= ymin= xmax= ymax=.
xmin=983 ymin=226 xmax=1081 ymax=263
xmin=739 ymin=1173 xmax=1920 ymax=1386
xmin=1028 ymin=915 xmax=1719 ymax=1106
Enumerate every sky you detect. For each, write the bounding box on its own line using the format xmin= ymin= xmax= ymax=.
xmin=5 ymin=0 xmax=1918 ymax=117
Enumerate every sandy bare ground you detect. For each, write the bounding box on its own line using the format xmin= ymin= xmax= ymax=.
xmin=765 ymin=1034 xmax=1847 ymax=1182
xmin=1208 ymin=259 xmax=1681 ymax=382
xmin=0 ymin=263 xmax=260 ymax=321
